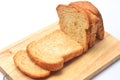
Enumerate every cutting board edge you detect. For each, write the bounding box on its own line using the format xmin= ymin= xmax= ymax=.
xmin=0 ymin=66 xmax=13 ymax=80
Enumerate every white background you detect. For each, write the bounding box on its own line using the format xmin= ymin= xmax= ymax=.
xmin=0 ymin=0 xmax=120 ymax=80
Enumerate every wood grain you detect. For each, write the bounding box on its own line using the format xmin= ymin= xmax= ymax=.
xmin=0 ymin=22 xmax=120 ymax=80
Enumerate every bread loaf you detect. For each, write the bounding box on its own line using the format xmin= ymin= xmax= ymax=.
xmin=13 ymin=50 xmax=50 ymax=78
xmin=27 ymin=30 xmax=83 ymax=71
xmin=56 ymin=1 xmax=104 ymax=49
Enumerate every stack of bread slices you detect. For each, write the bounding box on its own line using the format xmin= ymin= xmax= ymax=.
xmin=13 ymin=1 xmax=104 ymax=79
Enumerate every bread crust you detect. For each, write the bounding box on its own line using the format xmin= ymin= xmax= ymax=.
xmin=13 ymin=50 xmax=50 ymax=78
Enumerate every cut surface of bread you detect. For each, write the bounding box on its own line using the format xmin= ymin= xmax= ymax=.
xmin=27 ymin=30 xmax=83 ymax=71
xmin=56 ymin=4 xmax=90 ymax=51
xmin=13 ymin=50 xmax=50 ymax=78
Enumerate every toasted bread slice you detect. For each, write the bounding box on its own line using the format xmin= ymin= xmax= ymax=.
xmin=27 ymin=30 xmax=83 ymax=71
xmin=13 ymin=50 xmax=50 ymax=78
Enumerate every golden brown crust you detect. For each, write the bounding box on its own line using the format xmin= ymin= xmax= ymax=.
xmin=86 ymin=10 xmax=99 ymax=47
xmin=13 ymin=50 xmax=50 ymax=78
xmin=70 ymin=1 xmax=99 ymax=15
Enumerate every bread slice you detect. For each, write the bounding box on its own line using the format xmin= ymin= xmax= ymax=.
xmin=27 ymin=30 xmax=83 ymax=71
xmin=13 ymin=50 xmax=50 ymax=78
xmin=69 ymin=1 xmax=104 ymax=40
xmin=56 ymin=4 xmax=91 ymax=51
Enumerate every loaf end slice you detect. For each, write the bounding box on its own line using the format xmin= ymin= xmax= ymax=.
xmin=13 ymin=50 xmax=50 ymax=78
xmin=27 ymin=30 xmax=83 ymax=71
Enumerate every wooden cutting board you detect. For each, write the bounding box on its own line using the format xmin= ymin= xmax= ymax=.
xmin=0 ymin=22 xmax=120 ymax=80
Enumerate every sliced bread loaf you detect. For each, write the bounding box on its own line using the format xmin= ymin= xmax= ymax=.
xmin=13 ymin=1 xmax=104 ymax=79
xmin=27 ymin=30 xmax=83 ymax=71
xmin=56 ymin=1 xmax=104 ymax=49
xmin=13 ymin=50 xmax=50 ymax=78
